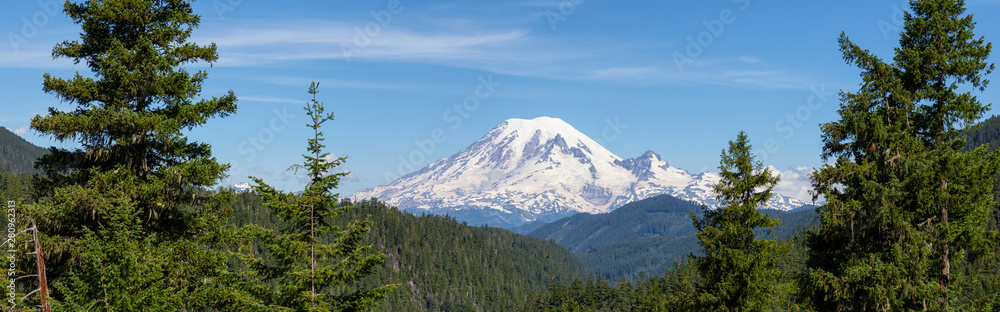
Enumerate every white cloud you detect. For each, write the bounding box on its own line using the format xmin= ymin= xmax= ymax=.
xmin=239 ymin=76 xmax=417 ymax=91
xmin=189 ymin=21 xmax=530 ymax=67
xmin=588 ymin=66 xmax=658 ymax=80
xmin=11 ymin=126 xmax=30 ymax=136
xmin=344 ymin=171 xmax=360 ymax=183
xmin=768 ymin=165 xmax=817 ymax=203
xmin=584 ymin=65 xmax=807 ymax=90
xmin=739 ymin=55 xmax=760 ymax=64
xmin=321 ymin=153 xmax=339 ymax=164
xmin=1 ymin=19 xmax=809 ymax=90
xmin=239 ymin=95 xmax=304 ymax=104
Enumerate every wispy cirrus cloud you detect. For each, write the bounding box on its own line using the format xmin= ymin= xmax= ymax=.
xmin=190 ymin=20 xmax=531 ymax=67
xmin=238 ymin=95 xmax=304 ymax=105
xmin=586 ymin=65 xmax=808 ymax=90
xmin=2 ymin=17 xmax=810 ymax=90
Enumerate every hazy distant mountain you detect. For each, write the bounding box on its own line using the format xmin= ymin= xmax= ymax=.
xmin=351 ymin=116 xmax=809 ymax=229
xmin=0 ymin=126 xmax=48 ymax=174
xmin=217 ymin=182 xmax=253 ymax=193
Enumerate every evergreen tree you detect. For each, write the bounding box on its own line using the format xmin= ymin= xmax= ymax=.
xmin=806 ymin=0 xmax=998 ymax=310
xmin=243 ymin=82 xmax=395 ymax=311
xmin=689 ymin=131 xmax=786 ymax=311
xmin=25 ymin=0 xmax=254 ymax=309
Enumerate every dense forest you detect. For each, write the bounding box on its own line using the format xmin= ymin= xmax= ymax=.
xmin=228 ymin=192 xmax=593 ymax=311
xmin=964 ymin=115 xmax=1000 ymax=152
xmin=529 ymin=195 xmax=704 ymax=253
xmin=528 ymin=194 xmax=818 ymax=281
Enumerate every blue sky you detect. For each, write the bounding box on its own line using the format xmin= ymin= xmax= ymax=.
xmin=2 ymin=0 xmax=999 ymax=198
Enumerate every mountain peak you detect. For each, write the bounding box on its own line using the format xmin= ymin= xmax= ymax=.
xmin=501 ymin=116 xmax=575 ymax=133
xmin=493 ymin=117 xmax=595 ymax=153
xmin=352 ymin=117 xmax=809 ymax=229
xmin=639 ymin=150 xmax=662 ymax=162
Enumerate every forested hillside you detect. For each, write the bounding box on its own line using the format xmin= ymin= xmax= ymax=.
xmin=963 ymin=115 xmax=1000 ymax=230
xmin=529 ymin=195 xmax=703 ymax=252
xmin=577 ymin=234 xmax=701 ymax=281
xmin=964 ymin=115 xmax=1000 ymax=152
xmin=519 ymin=231 xmax=814 ymax=311
xmin=229 ymin=193 xmax=593 ymax=311
xmin=572 ymin=206 xmax=817 ymax=281
xmin=0 ymin=126 xmax=47 ymax=174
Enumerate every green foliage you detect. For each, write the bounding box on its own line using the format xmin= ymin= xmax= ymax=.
xmin=229 ymin=193 xmax=594 ymax=311
xmin=963 ymin=115 xmax=1000 ymax=152
xmin=688 ymin=131 xmax=786 ymax=311
xmin=242 ymin=82 xmax=395 ymax=311
xmin=50 ymin=168 xmax=237 ymax=310
xmin=23 ymin=0 xmax=249 ymax=309
xmin=577 ymin=234 xmax=700 ymax=281
xmin=518 ymin=276 xmax=645 ymax=312
xmin=0 ymin=172 xmax=33 ymax=204
xmin=806 ymin=0 xmax=999 ymax=311
xmin=522 ymin=229 xmax=816 ymax=312
xmin=575 ymin=208 xmax=818 ymax=283
xmin=349 ymin=198 xmax=595 ymax=311
xmin=526 ymin=191 xmax=818 ymax=282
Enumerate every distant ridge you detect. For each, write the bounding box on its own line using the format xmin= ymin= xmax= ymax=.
xmin=528 ymin=194 xmax=819 ymax=281
xmin=0 ymin=126 xmax=48 ymax=174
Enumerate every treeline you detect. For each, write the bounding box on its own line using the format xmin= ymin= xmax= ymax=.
xmin=531 ymin=193 xmax=818 ymax=282
xmin=0 ymin=172 xmax=32 ymax=204
xmin=523 ymin=214 xmax=999 ymax=311
xmin=229 ymin=193 xmax=594 ymax=311
xmin=521 ymin=231 xmax=813 ymax=311
xmin=964 ymin=115 xmax=1000 ymax=152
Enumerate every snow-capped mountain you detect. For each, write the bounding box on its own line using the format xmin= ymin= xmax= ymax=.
xmin=351 ymin=117 xmax=809 ymax=228
xmin=218 ymin=182 xmax=253 ymax=193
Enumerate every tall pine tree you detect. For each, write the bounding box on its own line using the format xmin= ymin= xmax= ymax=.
xmin=25 ymin=0 xmax=255 ymax=309
xmin=689 ymin=131 xmax=786 ymax=311
xmin=806 ymin=0 xmax=998 ymax=310
xmin=243 ymin=82 xmax=395 ymax=311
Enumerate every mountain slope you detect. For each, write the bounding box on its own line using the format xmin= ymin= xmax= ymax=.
xmin=228 ymin=194 xmax=593 ymax=311
xmin=352 ymin=117 xmax=808 ymax=229
xmin=578 ymin=208 xmax=819 ymax=281
xmin=0 ymin=126 xmax=48 ymax=174
xmin=527 ymin=194 xmax=819 ymax=280
xmin=528 ymin=194 xmax=703 ymax=252
xmin=963 ymin=114 xmax=1000 ymax=152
